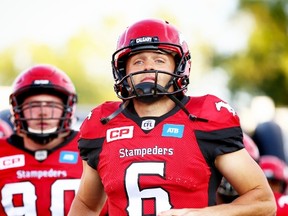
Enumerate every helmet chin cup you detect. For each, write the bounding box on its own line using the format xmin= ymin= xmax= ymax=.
xmin=132 ymin=82 xmax=164 ymax=103
xmin=27 ymin=132 xmax=58 ymax=145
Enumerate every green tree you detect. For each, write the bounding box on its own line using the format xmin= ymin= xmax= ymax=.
xmin=214 ymin=0 xmax=288 ymax=105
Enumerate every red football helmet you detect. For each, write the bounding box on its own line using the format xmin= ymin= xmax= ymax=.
xmin=112 ymin=18 xmax=191 ymax=101
xmin=0 ymin=119 xmax=13 ymax=138
xmin=9 ymin=64 xmax=77 ymax=144
xmin=259 ymin=155 xmax=288 ymax=193
xmin=243 ymin=133 xmax=260 ymax=161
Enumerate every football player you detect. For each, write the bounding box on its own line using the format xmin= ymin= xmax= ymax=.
xmin=259 ymin=155 xmax=288 ymax=216
xmin=0 ymin=64 xmax=81 ymax=216
xmin=69 ymin=19 xmax=276 ymax=216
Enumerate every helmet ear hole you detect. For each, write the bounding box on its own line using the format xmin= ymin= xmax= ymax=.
xmin=182 ymin=77 xmax=189 ymax=86
xmin=175 ymin=77 xmax=189 ymax=89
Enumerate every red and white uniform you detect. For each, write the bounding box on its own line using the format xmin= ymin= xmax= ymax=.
xmin=274 ymin=192 xmax=288 ymax=216
xmin=79 ymin=95 xmax=244 ymax=215
xmin=0 ymin=131 xmax=82 ymax=216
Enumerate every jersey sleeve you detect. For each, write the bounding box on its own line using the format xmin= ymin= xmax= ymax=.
xmin=191 ymin=94 xmax=244 ymax=162
xmin=195 ymin=126 xmax=244 ymax=161
xmin=78 ymin=101 xmax=121 ymax=169
xmin=78 ymin=138 xmax=105 ymax=169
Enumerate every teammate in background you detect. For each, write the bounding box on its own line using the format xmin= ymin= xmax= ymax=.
xmin=0 ymin=109 xmax=13 ymax=129
xmin=0 ymin=64 xmax=81 ymax=216
xmin=68 ymin=19 xmax=276 ymax=215
xmin=253 ymin=121 xmax=286 ymax=163
xmin=250 ymin=96 xmax=287 ymax=163
xmin=0 ymin=119 xmax=13 ymax=138
xmin=217 ymin=133 xmax=260 ymax=204
xmin=259 ymin=155 xmax=288 ymax=215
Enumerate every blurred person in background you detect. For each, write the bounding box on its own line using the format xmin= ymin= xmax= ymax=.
xmin=259 ymin=155 xmax=288 ymax=216
xmin=0 ymin=64 xmax=82 ymax=216
xmin=0 ymin=109 xmax=13 ymax=129
xmin=253 ymin=121 xmax=286 ymax=162
xmin=250 ymin=96 xmax=287 ymax=163
xmin=0 ymin=119 xmax=13 ymax=138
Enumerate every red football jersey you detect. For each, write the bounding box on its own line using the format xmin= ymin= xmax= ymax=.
xmin=274 ymin=192 xmax=288 ymax=216
xmin=0 ymin=131 xmax=82 ymax=216
xmin=79 ymin=95 xmax=244 ymax=215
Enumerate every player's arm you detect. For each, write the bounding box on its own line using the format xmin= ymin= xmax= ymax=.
xmin=158 ymin=149 xmax=276 ymax=216
xmin=68 ymin=160 xmax=106 ymax=216
xmin=215 ymin=149 xmax=276 ymax=215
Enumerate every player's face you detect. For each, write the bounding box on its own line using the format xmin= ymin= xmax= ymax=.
xmin=22 ymin=94 xmax=64 ymax=132
xmin=126 ymin=51 xmax=176 ymax=90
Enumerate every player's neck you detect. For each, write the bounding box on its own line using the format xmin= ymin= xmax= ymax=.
xmin=133 ymin=96 xmax=176 ymax=117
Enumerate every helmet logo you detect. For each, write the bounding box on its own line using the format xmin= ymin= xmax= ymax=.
xmin=130 ymin=37 xmax=159 ymax=46
xmin=33 ymin=80 xmax=50 ymax=85
xmin=136 ymin=37 xmax=152 ymax=43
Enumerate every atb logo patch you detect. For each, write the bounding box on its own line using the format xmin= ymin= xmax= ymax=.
xmin=141 ymin=119 xmax=156 ymax=130
xmin=0 ymin=154 xmax=25 ymax=170
xmin=215 ymin=101 xmax=236 ymax=116
xmin=162 ymin=124 xmax=184 ymax=138
xmin=59 ymin=151 xmax=78 ymax=164
xmin=107 ymin=126 xmax=134 ymax=142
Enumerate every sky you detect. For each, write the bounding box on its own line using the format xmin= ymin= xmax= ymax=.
xmin=0 ymin=0 xmax=254 ymax=108
xmin=0 ymin=0 xmax=247 ymax=52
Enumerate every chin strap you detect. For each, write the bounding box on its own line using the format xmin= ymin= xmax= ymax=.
xmin=166 ymin=94 xmax=208 ymax=122
xmin=100 ymin=101 xmax=129 ymax=125
xmin=156 ymin=84 xmax=208 ymax=122
xmin=100 ymin=83 xmax=208 ymax=124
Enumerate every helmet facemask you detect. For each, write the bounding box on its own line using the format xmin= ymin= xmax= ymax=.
xmin=112 ymin=42 xmax=190 ymax=102
xmin=114 ymin=69 xmax=188 ymax=103
xmin=11 ymin=92 xmax=75 ymax=145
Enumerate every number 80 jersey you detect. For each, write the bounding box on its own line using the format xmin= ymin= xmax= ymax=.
xmin=79 ymin=95 xmax=244 ymax=215
xmin=0 ymin=132 xmax=82 ymax=216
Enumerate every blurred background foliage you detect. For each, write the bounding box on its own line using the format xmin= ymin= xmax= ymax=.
xmin=0 ymin=27 xmax=118 ymax=105
xmin=213 ymin=0 xmax=288 ymax=106
xmin=0 ymin=0 xmax=287 ymax=107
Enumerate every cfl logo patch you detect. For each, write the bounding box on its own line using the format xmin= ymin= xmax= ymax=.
xmin=107 ymin=126 xmax=134 ymax=142
xmin=141 ymin=119 xmax=155 ymax=130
